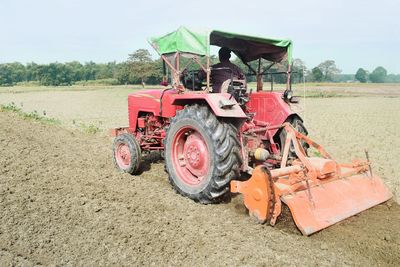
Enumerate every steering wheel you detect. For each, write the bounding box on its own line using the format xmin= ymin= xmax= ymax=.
xmin=180 ymin=70 xmax=205 ymax=90
xmin=219 ymin=79 xmax=249 ymax=106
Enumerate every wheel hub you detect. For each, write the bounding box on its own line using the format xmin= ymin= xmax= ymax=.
xmin=187 ymin=145 xmax=200 ymax=165
xmin=116 ymin=143 xmax=131 ymax=167
xmin=171 ymin=126 xmax=210 ymax=186
xmin=183 ymin=134 xmax=208 ymax=177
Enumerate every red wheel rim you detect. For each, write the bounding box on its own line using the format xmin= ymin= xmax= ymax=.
xmin=115 ymin=142 xmax=131 ymax=168
xmin=171 ymin=126 xmax=210 ymax=186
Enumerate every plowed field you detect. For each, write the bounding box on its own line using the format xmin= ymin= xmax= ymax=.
xmin=1 ymin=85 xmax=399 ymax=265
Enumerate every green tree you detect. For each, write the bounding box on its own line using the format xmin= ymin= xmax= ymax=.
xmin=115 ymin=62 xmax=133 ymax=84
xmin=369 ymin=66 xmax=387 ymax=83
xmin=270 ymin=62 xmax=289 ymax=84
xmin=36 ymin=63 xmax=73 ymax=86
xmin=9 ymin=62 xmax=27 ymax=83
xmin=83 ymin=61 xmax=98 ymax=81
xmin=37 ymin=64 xmax=55 ymax=85
xmin=26 ymin=62 xmax=39 ymax=82
xmin=128 ymin=49 xmax=157 ymax=87
xmin=385 ymin=74 xmax=400 ymax=83
xmin=65 ymin=61 xmax=84 ymax=82
xmin=56 ymin=63 xmax=74 ymax=85
xmin=95 ymin=61 xmax=117 ymax=80
xmin=317 ymin=60 xmax=341 ymax=81
xmin=0 ymin=63 xmax=27 ymax=85
xmin=311 ymin=67 xmax=324 ymax=82
xmin=292 ymin=58 xmax=307 ymax=83
xmin=146 ymin=59 xmax=164 ymax=84
xmin=355 ymin=68 xmax=368 ymax=83
xmin=0 ymin=64 xmax=14 ymax=86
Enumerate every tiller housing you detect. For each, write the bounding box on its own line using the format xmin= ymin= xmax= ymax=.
xmin=231 ymin=123 xmax=392 ymax=235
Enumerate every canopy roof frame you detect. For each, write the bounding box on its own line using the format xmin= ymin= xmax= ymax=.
xmin=149 ymin=26 xmax=293 ymax=64
xmin=148 ymin=27 xmax=294 ymax=91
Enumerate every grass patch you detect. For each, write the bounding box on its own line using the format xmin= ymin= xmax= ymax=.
xmin=1 ymin=102 xmax=102 ymax=134
xmin=74 ymin=121 xmax=102 ymax=134
xmin=0 ymin=102 xmax=21 ymax=112
xmin=0 ymin=102 xmax=60 ymax=125
xmin=309 ymin=148 xmax=322 ymax=157
xmin=74 ymin=78 xmax=120 ymax=86
xmin=80 ymin=123 xmax=101 ymax=134
xmin=301 ymin=91 xmax=342 ymax=98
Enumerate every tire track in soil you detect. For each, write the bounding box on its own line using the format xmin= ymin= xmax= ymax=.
xmin=0 ymin=112 xmax=399 ymax=266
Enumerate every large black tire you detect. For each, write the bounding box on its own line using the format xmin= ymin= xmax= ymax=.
xmin=112 ymin=133 xmax=142 ymax=174
xmin=165 ymin=104 xmax=242 ymax=204
xmin=278 ymin=117 xmax=309 ymax=156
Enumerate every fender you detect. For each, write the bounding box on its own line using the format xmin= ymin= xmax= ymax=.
xmin=128 ymin=90 xmax=165 ymax=131
xmin=171 ymin=93 xmax=247 ymax=118
xmin=127 ymin=89 xmax=247 ymax=131
xmin=247 ymin=91 xmax=301 ymax=136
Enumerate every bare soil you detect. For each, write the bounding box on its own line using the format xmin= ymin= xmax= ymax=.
xmin=1 ymin=111 xmax=399 ymax=266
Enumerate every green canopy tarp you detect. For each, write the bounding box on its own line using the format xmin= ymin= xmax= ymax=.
xmin=149 ymin=26 xmax=293 ymax=64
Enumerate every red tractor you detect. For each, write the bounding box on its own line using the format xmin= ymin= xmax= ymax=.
xmin=112 ymin=27 xmax=391 ymax=235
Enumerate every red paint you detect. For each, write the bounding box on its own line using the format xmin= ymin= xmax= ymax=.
xmin=137 ymin=117 xmax=146 ymax=128
xmin=171 ymin=126 xmax=209 ymax=185
xmin=128 ymin=89 xmax=178 ymax=131
xmin=172 ymin=93 xmax=247 ymax=118
xmin=246 ymin=91 xmax=295 ymax=137
xmin=115 ymin=143 xmax=131 ymax=168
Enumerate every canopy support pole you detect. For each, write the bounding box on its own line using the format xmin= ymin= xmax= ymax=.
xmin=286 ymin=64 xmax=292 ymax=91
xmin=192 ymin=57 xmax=207 ymax=73
xmin=206 ymin=57 xmax=210 ymax=92
xmin=171 ymin=52 xmax=181 ymax=90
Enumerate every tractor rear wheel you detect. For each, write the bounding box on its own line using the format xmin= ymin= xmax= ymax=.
xmin=112 ymin=133 xmax=142 ymax=174
xmin=165 ymin=104 xmax=242 ymax=204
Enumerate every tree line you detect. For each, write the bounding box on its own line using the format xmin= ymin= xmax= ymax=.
xmin=305 ymin=61 xmax=400 ymax=83
xmin=0 ymin=49 xmax=399 ymax=86
xmin=0 ymin=49 xmax=163 ymax=86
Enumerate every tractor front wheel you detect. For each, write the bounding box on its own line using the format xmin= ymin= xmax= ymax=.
xmin=279 ymin=117 xmax=309 ymax=156
xmin=112 ymin=133 xmax=142 ymax=174
xmin=165 ymin=104 xmax=242 ymax=204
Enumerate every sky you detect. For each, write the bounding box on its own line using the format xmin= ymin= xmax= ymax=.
xmin=0 ymin=0 xmax=399 ymax=74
